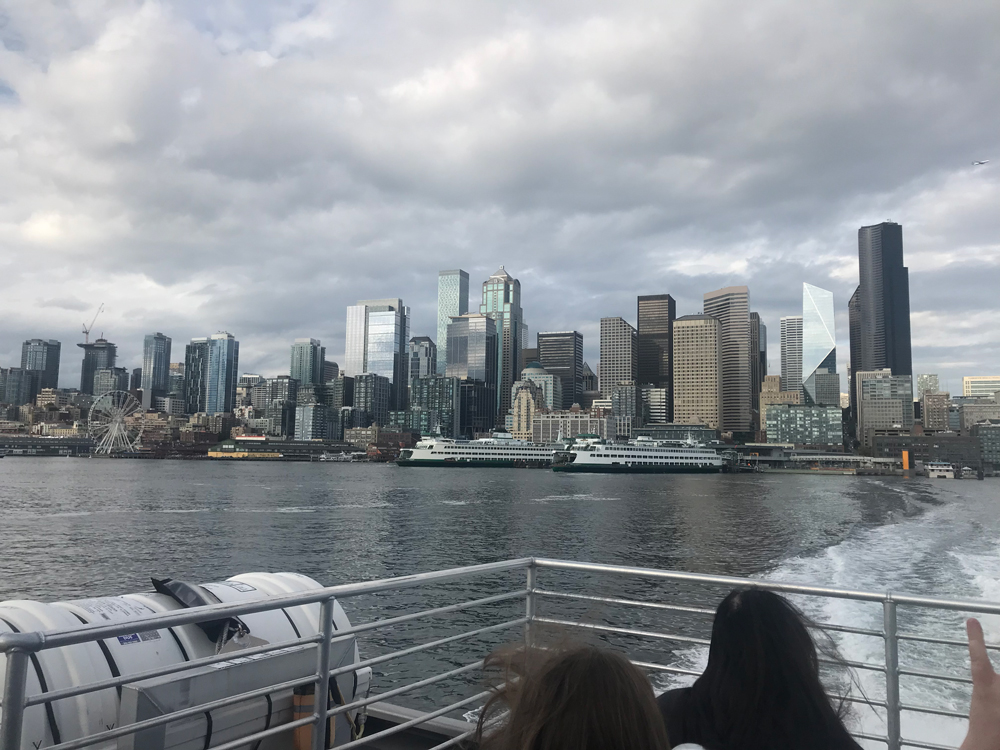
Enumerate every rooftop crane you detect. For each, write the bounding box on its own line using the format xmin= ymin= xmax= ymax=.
xmin=82 ymin=303 xmax=104 ymax=344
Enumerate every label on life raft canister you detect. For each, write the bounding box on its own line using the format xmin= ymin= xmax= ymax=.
xmin=211 ymin=581 xmax=258 ymax=593
xmin=69 ymin=597 xmax=156 ymax=622
xmin=116 ymin=631 xmax=162 ymax=645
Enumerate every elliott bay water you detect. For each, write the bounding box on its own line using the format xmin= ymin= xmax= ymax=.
xmin=2 ymin=459 xmax=998 ymax=745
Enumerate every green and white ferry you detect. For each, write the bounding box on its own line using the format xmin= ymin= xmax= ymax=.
xmin=552 ymin=435 xmax=723 ymax=473
xmin=396 ymin=433 xmax=556 ymax=468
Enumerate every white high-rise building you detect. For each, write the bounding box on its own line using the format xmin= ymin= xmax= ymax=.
xmin=343 ymin=299 xmax=410 ymax=411
xmin=599 ymin=317 xmax=637 ymax=399
xmin=780 ymin=316 xmax=803 ymax=396
xmin=801 ymin=284 xmax=838 ymax=406
xmin=436 ymin=270 xmax=469 ymax=375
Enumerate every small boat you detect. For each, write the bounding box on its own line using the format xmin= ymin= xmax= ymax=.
xmin=318 ymin=452 xmax=355 ymax=462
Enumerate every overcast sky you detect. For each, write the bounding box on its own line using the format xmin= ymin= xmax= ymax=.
xmin=1 ymin=1 xmax=998 ymax=394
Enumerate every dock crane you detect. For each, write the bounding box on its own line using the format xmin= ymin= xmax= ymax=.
xmin=82 ymin=303 xmax=104 ymax=344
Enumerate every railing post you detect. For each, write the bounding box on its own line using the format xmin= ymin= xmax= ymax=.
xmin=313 ymin=597 xmax=336 ymax=750
xmin=883 ymin=598 xmax=901 ymax=750
xmin=1 ymin=648 xmax=31 ymax=750
xmin=525 ymin=562 xmax=537 ymax=647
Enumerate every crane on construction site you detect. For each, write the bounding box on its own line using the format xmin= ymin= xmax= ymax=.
xmin=82 ymin=303 xmax=104 ymax=344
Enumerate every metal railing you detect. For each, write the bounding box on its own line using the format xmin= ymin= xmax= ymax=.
xmin=0 ymin=558 xmax=992 ymax=750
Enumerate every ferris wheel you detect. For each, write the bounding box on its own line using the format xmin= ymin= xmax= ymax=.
xmin=88 ymin=390 xmax=144 ymax=454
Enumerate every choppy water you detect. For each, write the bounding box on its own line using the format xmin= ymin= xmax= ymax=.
xmin=1 ymin=459 xmax=996 ymax=746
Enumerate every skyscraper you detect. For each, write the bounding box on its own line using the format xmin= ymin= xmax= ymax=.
xmin=437 ymin=270 xmax=469 ymax=375
xmin=479 ymin=267 xmax=523 ymax=424
xmin=749 ymin=313 xmax=766 ymax=429
xmin=537 ymin=331 xmax=584 ymax=409
xmin=447 ymin=313 xmax=498 ymax=433
xmin=409 ymin=337 xmax=437 ymax=380
xmin=290 ymin=338 xmax=325 ymax=387
xmin=343 ymin=299 xmax=409 ymax=410
xmin=21 ymin=339 xmax=61 ymax=390
xmin=672 ymin=315 xmax=722 ymax=429
xmin=780 ymin=316 xmax=803 ymax=396
xmin=599 ymin=317 xmax=637 ymax=399
xmin=637 ymin=294 xmax=676 ymax=421
xmin=205 ymin=332 xmax=239 ymax=415
xmin=93 ymin=367 xmax=130 ymax=397
xmin=703 ymin=286 xmax=751 ymax=433
xmin=916 ymin=374 xmax=940 ymax=401
xmin=141 ymin=332 xmax=172 ymax=410
xmin=77 ymin=338 xmax=117 ymax=395
xmin=854 ymin=222 xmax=912 ymax=377
xmin=801 ymin=283 xmax=838 ymax=406
xmin=848 ymin=287 xmax=861 ymax=413
xmin=183 ymin=338 xmax=210 ymax=414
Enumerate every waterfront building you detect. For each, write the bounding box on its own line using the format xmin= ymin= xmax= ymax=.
xmin=21 ymin=339 xmax=60 ymax=390
xmin=93 ymin=367 xmax=130 ymax=397
xmin=759 ymin=375 xmax=801 ymax=435
xmin=344 ymin=298 xmax=410 ymax=410
xmin=77 ymin=338 xmax=117 ymax=395
xmin=141 ymin=332 xmax=172 ymax=410
xmin=323 ymin=361 xmax=339 ymax=383
xmin=354 ymin=372 xmax=391 ymax=427
xmin=851 ymin=223 xmax=913 ymax=409
xmin=856 ymin=369 xmax=914 ymax=447
xmin=599 ymin=317 xmax=637 ymax=399
xmin=873 ymin=433 xmax=982 ymax=470
xmin=641 ymin=386 xmax=669 ymax=425
xmin=765 ymin=404 xmax=843 ymax=448
xmin=959 ymin=403 xmax=1000 ymax=433
xmin=780 ymin=316 xmax=803 ymax=395
xmin=519 ymin=361 xmax=562 ymax=410
xmin=916 ymin=374 xmax=940 ymax=401
xmin=294 ymin=403 xmax=331 ymax=440
xmin=581 ymin=362 xmax=597 ymax=392
xmin=2 ymin=368 xmax=38 ymax=406
xmin=749 ymin=313 xmax=766 ymax=429
xmin=479 ymin=267 xmax=523 ymax=422
xmin=537 ymin=331 xmax=584 ymax=409
xmin=704 ymin=286 xmax=751 ymax=433
xmin=509 ymin=381 xmax=545 ymax=440
xmin=409 ymin=337 xmax=437 ymax=381
xmin=922 ymin=392 xmax=951 ymax=431
xmin=672 ymin=314 xmax=722 ymax=430
xmin=446 ymin=313 xmax=498 ymax=432
xmin=532 ymin=410 xmax=614 ymax=443
xmin=972 ymin=421 xmax=1000 ymax=470
xmin=205 ymin=332 xmax=240 ymax=415
xmin=637 ymin=295 xmax=676 ymax=420
xmin=801 ymin=283 xmax=839 ymax=406
xmin=437 ymin=270 xmax=470 ymax=375
xmin=963 ymin=376 xmax=1000 ymax=399
xmin=290 ymin=338 xmax=325 ymax=387
xmin=410 ymin=375 xmax=461 ymax=438
xmin=183 ymin=338 xmax=209 ymax=414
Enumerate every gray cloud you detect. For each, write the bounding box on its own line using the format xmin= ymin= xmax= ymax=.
xmin=0 ymin=0 xmax=998 ymax=389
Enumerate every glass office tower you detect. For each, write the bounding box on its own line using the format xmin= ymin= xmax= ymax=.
xmin=141 ymin=332 xmax=172 ymax=409
xmin=437 ymin=270 xmax=469 ymax=375
xmin=290 ymin=338 xmax=325 ymax=387
xmin=479 ymin=268 xmax=522 ymax=424
xmin=205 ymin=332 xmax=239 ymax=415
xmin=21 ymin=339 xmax=61 ymax=390
xmin=801 ymin=283 xmax=839 ymax=406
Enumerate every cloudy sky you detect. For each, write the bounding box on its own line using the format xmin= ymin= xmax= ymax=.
xmin=1 ymin=0 xmax=998 ymax=393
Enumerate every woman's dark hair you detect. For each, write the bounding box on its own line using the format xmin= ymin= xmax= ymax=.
xmin=677 ymin=588 xmax=862 ymax=750
xmin=476 ymin=643 xmax=670 ymax=750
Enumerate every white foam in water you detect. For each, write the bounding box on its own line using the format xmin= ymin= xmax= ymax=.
xmin=654 ymin=490 xmax=1000 ymax=748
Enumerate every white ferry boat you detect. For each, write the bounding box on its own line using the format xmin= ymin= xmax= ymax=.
xmin=926 ymin=461 xmax=955 ymax=479
xmin=396 ymin=433 xmax=556 ymax=467
xmin=552 ymin=435 xmax=722 ymax=473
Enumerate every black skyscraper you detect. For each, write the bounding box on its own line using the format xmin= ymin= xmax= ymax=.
xmin=77 ymin=338 xmax=117 ymax=395
xmin=636 ymin=294 xmax=676 ymax=421
xmin=855 ymin=222 xmax=912 ymax=378
xmin=537 ymin=331 xmax=584 ymax=409
xmin=21 ymin=339 xmax=61 ymax=390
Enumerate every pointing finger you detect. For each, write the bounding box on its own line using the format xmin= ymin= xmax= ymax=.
xmin=967 ymin=618 xmax=994 ymax=683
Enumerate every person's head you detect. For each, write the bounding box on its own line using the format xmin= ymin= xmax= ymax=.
xmin=477 ymin=643 xmax=669 ymax=750
xmin=687 ymin=587 xmax=860 ymax=750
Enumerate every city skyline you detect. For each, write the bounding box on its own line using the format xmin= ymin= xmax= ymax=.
xmin=0 ymin=4 xmax=996 ymax=394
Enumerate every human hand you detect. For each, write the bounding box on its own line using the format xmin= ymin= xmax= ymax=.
xmin=961 ymin=618 xmax=1000 ymax=750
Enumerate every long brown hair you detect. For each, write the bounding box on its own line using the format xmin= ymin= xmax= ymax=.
xmin=476 ymin=643 xmax=670 ymax=750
